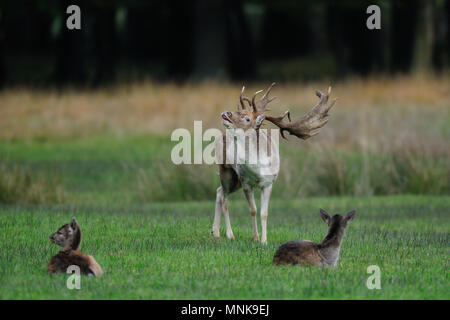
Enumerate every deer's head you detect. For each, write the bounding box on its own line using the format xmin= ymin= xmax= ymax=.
xmin=49 ymin=218 xmax=81 ymax=251
xmin=320 ymin=209 xmax=356 ymax=228
xmin=221 ymin=83 xmax=337 ymax=140
xmin=221 ymin=85 xmax=272 ymax=132
xmin=221 ymin=110 xmax=265 ymax=131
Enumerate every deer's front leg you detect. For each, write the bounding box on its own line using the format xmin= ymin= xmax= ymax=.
xmin=211 ymin=186 xmax=223 ymax=238
xmin=222 ymin=193 xmax=234 ymax=240
xmin=243 ymin=186 xmax=259 ymax=241
xmin=260 ymin=184 xmax=273 ymax=244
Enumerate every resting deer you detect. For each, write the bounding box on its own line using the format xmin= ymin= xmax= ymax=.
xmin=212 ymin=83 xmax=337 ymax=244
xmin=47 ymin=218 xmax=102 ymax=277
xmin=273 ymin=209 xmax=356 ymax=267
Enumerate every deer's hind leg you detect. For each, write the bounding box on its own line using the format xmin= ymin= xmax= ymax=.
xmin=212 ymin=165 xmax=241 ymax=239
xmin=260 ymin=184 xmax=273 ymax=245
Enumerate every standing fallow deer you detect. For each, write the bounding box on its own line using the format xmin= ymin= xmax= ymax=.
xmin=212 ymin=83 xmax=337 ymax=244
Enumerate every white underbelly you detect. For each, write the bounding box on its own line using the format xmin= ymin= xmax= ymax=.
xmin=236 ymin=163 xmax=278 ymax=188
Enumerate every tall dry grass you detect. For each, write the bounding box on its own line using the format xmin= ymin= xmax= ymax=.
xmin=0 ymin=75 xmax=449 ymax=201
xmin=0 ymin=164 xmax=66 ymax=204
xmin=0 ymin=74 xmax=449 ymax=140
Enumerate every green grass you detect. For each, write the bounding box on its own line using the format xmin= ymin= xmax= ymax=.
xmin=0 ymin=133 xmax=448 ymax=299
xmin=0 ymin=195 xmax=448 ymax=299
xmin=0 ymin=135 xmax=448 ymax=205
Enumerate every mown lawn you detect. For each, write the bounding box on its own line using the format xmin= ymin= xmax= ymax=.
xmin=0 ymin=195 xmax=448 ymax=299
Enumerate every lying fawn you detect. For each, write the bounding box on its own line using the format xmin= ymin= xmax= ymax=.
xmin=273 ymin=209 xmax=356 ymax=267
xmin=47 ymin=218 xmax=102 ymax=277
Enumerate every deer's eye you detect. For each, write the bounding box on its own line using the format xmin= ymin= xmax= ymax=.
xmin=245 ymin=117 xmax=250 ymax=122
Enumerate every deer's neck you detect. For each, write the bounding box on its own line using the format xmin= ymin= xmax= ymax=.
xmin=232 ymin=129 xmax=276 ymax=159
xmin=64 ymin=227 xmax=82 ymax=251
xmin=318 ymin=226 xmax=346 ymax=266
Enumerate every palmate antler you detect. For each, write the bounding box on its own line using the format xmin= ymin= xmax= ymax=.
xmin=247 ymin=83 xmax=336 ymax=140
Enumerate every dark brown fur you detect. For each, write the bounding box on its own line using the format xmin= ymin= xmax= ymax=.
xmin=219 ymin=163 xmax=241 ymax=194
xmin=273 ymin=209 xmax=356 ymax=267
xmin=47 ymin=250 xmax=96 ymax=275
xmin=273 ymin=240 xmax=322 ymax=266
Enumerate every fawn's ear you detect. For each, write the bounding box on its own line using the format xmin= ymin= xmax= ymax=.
xmin=254 ymin=114 xmax=265 ymax=130
xmin=320 ymin=209 xmax=331 ymax=224
xmin=345 ymin=210 xmax=356 ymax=222
xmin=70 ymin=218 xmax=78 ymax=229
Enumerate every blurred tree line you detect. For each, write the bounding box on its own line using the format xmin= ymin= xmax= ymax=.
xmin=0 ymin=0 xmax=448 ymax=87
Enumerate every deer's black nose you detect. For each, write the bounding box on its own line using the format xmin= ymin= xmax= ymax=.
xmin=49 ymin=235 xmax=54 ymax=240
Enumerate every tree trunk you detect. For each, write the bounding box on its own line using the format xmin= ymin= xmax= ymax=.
xmin=225 ymin=0 xmax=256 ymax=80
xmin=0 ymin=7 xmax=6 ymax=88
xmin=93 ymin=5 xmax=116 ymax=86
xmin=411 ymin=0 xmax=435 ymax=73
xmin=192 ymin=0 xmax=228 ymax=80
xmin=54 ymin=0 xmax=87 ymax=86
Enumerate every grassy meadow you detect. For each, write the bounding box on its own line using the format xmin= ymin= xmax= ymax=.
xmin=0 ymin=75 xmax=449 ymax=299
xmin=0 ymin=196 xmax=449 ymax=299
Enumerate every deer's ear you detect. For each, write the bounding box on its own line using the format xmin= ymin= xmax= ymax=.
xmin=320 ymin=209 xmax=331 ymax=224
xmin=70 ymin=218 xmax=78 ymax=229
xmin=345 ymin=210 xmax=356 ymax=222
xmin=254 ymin=114 xmax=265 ymax=129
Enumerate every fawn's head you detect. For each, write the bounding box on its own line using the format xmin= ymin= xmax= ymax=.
xmin=319 ymin=208 xmax=356 ymax=232
xmin=49 ymin=218 xmax=81 ymax=250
